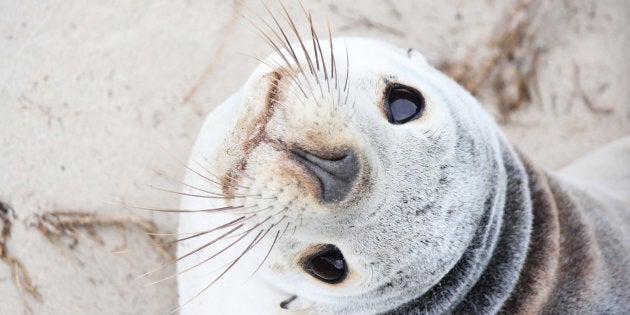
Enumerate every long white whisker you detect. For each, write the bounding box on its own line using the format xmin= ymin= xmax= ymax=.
xmin=172 ymin=228 xmax=264 ymax=313
xmin=140 ymin=223 xmax=245 ymax=280
xmin=189 ymin=156 xmax=253 ymax=191
xmin=127 ymin=204 xmax=247 ymax=213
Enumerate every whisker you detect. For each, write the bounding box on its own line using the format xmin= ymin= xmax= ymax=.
xmin=140 ymin=223 xmax=245 ymax=279
xmin=149 ymin=185 xmax=246 ymax=200
xmin=176 ymin=176 xmax=262 ymax=199
xmin=170 ymin=152 xmax=251 ymax=193
xmin=278 ymin=0 xmax=324 ymax=98
xmin=259 ymin=1 xmax=324 ymax=108
xmin=262 ymin=1 xmax=306 ymax=76
xmin=278 ymin=221 xmax=291 ymax=240
xmin=191 ymin=156 xmax=251 ymax=189
xmin=250 ymin=229 xmax=280 ymax=278
xmin=150 ymin=169 xmax=223 ymax=195
xmin=309 ymin=19 xmax=319 ymax=72
xmin=219 ymin=214 xmax=274 ymax=239
xmin=248 ymin=223 xmax=275 ymax=252
xmin=181 ymin=160 xmax=234 ymax=190
xmin=160 ymin=218 xmax=265 ymax=287
xmin=146 ymin=231 xmax=197 ymax=236
xmin=180 ymin=212 xmax=272 ymax=269
xmin=118 ymin=215 xmax=255 ymax=256
xmin=297 ymin=0 xmax=319 ymax=73
xmin=128 ymin=204 xmax=247 ymax=214
xmin=188 ymin=158 xmax=219 ymax=178
xmin=225 ymin=205 xmax=274 ymax=216
xmin=344 ymin=42 xmax=350 ymax=93
xmin=153 ymin=143 xmax=249 ymax=191
xmin=308 ymin=12 xmax=330 ymax=92
xmin=261 ymin=1 xmax=323 ymax=108
xmin=298 ymin=0 xmax=333 ymax=99
xmin=255 ymin=56 xmax=307 ymax=98
xmin=153 ymin=183 xmax=269 ymax=200
xmin=173 ymin=215 xmax=252 ymax=244
xmin=173 ymin=228 xmax=264 ymax=313
xmin=143 ymin=213 xmax=246 ymax=238
xmin=248 ymin=53 xmax=312 ymax=107
xmin=197 ymin=155 xmax=254 ymax=191
xmin=328 ymin=20 xmax=338 ymax=84
xmin=278 ymin=1 xmax=316 ymax=76
xmin=328 ymin=20 xmax=341 ymax=107
xmin=175 ymin=223 xmax=245 ymax=264
xmin=268 ymin=206 xmax=289 ymax=218
xmin=242 ymin=11 xmax=294 ymax=68
xmin=240 ymin=13 xmax=310 ymax=99
xmin=266 ymin=79 xmax=310 ymax=109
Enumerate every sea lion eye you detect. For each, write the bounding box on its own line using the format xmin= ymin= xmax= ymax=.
xmin=386 ymin=85 xmax=425 ymax=124
xmin=304 ymin=245 xmax=347 ymax=284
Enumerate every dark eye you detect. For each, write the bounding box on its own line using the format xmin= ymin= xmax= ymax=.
xmin=386 ymin=85 xmax=425 ymax=124
xmin=304 ymin=245 xmax=347 ymax=284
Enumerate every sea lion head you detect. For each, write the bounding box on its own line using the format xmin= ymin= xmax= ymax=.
xmin=177 ymin=37 xmax=515 ymax=314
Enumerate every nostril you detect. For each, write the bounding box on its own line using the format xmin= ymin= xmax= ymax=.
xmin=292 ymin=148 xmax=356 ymax=179
xmin=290 ymin=147 xmax=360 ymax=203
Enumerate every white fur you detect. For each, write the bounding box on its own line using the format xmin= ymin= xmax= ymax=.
xmin=177 ymin=38 xmax=512 ymax=314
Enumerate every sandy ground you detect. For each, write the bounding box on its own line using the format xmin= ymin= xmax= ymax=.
xmin=1 ymin=0 xmax=628 ymax=314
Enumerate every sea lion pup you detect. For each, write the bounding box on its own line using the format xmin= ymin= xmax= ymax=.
xmin=175 ymin=35 xmax=629 ymax=314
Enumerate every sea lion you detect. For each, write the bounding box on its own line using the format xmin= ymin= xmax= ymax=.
xmin=175 ymin=20 xmax=630 ymax=315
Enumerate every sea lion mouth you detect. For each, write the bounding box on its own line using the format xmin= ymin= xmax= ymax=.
xmin=280 ymin=295 xmax=298 ymax=309
xmin=279 ymin=294 xmax=315 ymax=310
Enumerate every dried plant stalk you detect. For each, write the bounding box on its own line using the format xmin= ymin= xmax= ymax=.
xmin=438 ymin=0 xmax=542 ymax=122
xmin=35 ymin=211 xmax=174 ymax=261
xmin=1 ymin=201 xmax=42 ymax=315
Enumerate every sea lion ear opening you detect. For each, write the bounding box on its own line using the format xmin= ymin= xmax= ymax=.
xmin=406 ymin=48 xmax=429 ymax=66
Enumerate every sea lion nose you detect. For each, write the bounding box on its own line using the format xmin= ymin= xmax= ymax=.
xmin=290 ymin=147 xmax=359 ymax=203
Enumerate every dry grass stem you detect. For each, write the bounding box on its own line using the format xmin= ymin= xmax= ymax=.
xmin=1 ymin=201 xmax=42 ymax=315
xmin=438 ymin=0 xmax=542 ymax=122
xmin=182 ymin=0 xmax=244 ymax=111
xmin=34 ymin=211 xmax=174 ymax=261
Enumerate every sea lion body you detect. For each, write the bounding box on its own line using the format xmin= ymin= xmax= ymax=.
xmin=176 ymin=37 xmax=629 ymax=314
